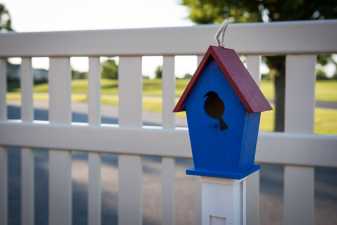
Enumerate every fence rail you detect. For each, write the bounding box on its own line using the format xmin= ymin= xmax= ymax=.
xmin=0 ymin=20 xmax=337 ymax=225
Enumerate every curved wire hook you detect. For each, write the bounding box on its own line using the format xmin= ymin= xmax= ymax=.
xmin=215 ymin=20 xmax=230 ymax=47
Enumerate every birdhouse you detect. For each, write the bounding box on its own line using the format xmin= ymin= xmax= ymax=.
xmin=174 ymin=46 xmax=272 ymax=179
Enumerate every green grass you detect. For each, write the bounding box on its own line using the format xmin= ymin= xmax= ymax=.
xmin=6 ymin=79 xmax=337 ymax=134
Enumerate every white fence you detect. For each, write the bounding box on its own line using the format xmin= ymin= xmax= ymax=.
xmin=0 ymin=20 xmax=337 ymax=225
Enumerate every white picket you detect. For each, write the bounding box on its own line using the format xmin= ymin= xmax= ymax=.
xmin=0 ymin=147 xmax=7 ymax=225
xmin=283 ymin=55 xmax=316 ymax=225
xmin=161 ymin=157 xmax=175 ymax=225
xmin=162 ymin=56 xmax=175 ymax=129
xmin=88 ymin=56 xmax=102 ymax=225
xmin=0 ymin=59 xmax=6 ymax=121
xmin=245 ymin=55 xmax=261 ymax=225
xmin=0 ymin=59 xmax=7 ymax=225
xmin=48 ymin=57 xmax=72 ymax=225
xmin=118 ymin=56 xmax=143 ymax=225
xmin=88 ymin=153 xmax=101 ymax=225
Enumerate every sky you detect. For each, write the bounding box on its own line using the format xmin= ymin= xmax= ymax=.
xmin=2 ymin=0 xmax=201 ymax=77
xmin=2 ymin=0 xmax=335 ymax=77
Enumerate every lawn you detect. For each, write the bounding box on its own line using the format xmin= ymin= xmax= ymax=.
xmin=6 ymin=79 xmax=337 ymax=134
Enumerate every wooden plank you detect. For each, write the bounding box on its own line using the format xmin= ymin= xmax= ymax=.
xmin=118 ymin=155 xmax=143 ymax=225
xmin=21 ymin=57 xmax=33 ymax=122
xmin=48 ymin=57 xmax=72 ymax=225
xmin=1 ymin=21 xmax=337 ymax=57
xmin=88 ymin=57 xmax=101 ymax=125
xmin=20 ymin=57 xmax=35 ymax=225
xmin=0 ymin=147 xmax=7 ymax=225
xmin=88 ymin=153 xmax=101 ymax=225
xmin=0 ymin=59 xmax=6 ymax=121
xmin=1 ymin=123 xmax=337 ymax=167
xmin=118 ymin=56 xmax=143 ymax=225
xmin=88 ymin=56 xmax=102 ymax=225
xmin=283 ymin=55 xmax=316 ymax=225
xmin=245 ymin=171 xmax=260 ymax=225
xmin=162 ymin=56 xmax=175 ymax=129
xmin=118 ymin=56 xmax=142 ymax=127
xmin=161 ymin=157 xmax=175 ymax=225
xmin=245 ymin=55 xmax=261 ymax=84
xmin=21 ymin=148 xmax=34 ymax=225
xmin=245 ymin=55 xmax=261 ymax=225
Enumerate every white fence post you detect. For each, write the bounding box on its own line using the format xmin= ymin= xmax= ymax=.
xmin=48 ymin=57 xmax=72 ymax=225
xmin=201 ymin=177 xmax=246 ymax=225
xmin=118 ymin=56 xmax=143 ymax=225
xmin=283 ymin=55 xmax=316 ymax=225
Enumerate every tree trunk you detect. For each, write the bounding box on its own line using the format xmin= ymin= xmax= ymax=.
xmin=267 ymin=56 xmax=286 ymax=132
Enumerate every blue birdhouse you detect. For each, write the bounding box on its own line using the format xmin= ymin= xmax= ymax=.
xmin=174 ymin=46 xmax=272 ymax=179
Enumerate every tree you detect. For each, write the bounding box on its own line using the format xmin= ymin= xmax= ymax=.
xmin=0 ymin=4 xmax=13 ymax=32
xmin=155 ymin=65 xmax=163 ymax=79
xmin=101 ymin=59 xmax=118 ymax=80
xmin=182 ymin=0 xmax=337 ymax=131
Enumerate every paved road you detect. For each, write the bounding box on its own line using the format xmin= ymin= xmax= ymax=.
xmin=5 ymin=105 xmax=337 ymax=225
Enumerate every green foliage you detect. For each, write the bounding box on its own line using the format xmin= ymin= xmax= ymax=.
xmin=0 ymin=4 xmax=13 ymax=31
xmin=72 ymin=70 xmax=87 ymax=80
xmin=101 ymin=59 xmax=118 ymax=80
xmin=182 ymin=0 xmax=337 ymax=24
xmin=155 ymin=65 xmax=162 ymax=79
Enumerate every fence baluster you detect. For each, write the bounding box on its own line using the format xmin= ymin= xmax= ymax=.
xmin=245 ymin=55 xmax=261 ymax=225
xmin=162 ymin=56 xmax=175 ymax=129
xmin=118 ymin=56 xmax=143 ymax=225
xmin=88 ymin=56 xmax=102 ymax=225
xmin=20 ymin=57 xmax=35 ymax=225
xmin=283 ymin=55 xmax=316 ymax=225
xmin=48 ymin=57 xmax=72 ymax=225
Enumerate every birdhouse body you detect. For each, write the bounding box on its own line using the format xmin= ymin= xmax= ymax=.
xmin=174 ymin=46 xmax=272 ymax=180
xmin=184 ymin=60 xmax=261 ymax=179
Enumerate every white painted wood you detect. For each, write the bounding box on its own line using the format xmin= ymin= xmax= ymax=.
xmin=118 ymin=155 xmax=143 ymax=225
xmin=194 ymin=54 xmax=204 ymax=225
xmin=21 ymin=57 xmax=33 ymax=122
xmin=0 ymin=147 xmax=7 ymax=225
xmin=284 ymin=166 xmax=314 ymax=225
xmin=283 ymin=55 xmax=316 ymax=225
xmin=48 ymin=57 xmax=72 ymax=123
xmin=245 ymin=172 xmax=260 ymax=225
xmin=88 ymin=153 xmax=101 ymax=225
xmin=88 ymin=57 xmax=101 ymax=125
xmin=245 ymin=56 xmax=261 ymax=225
xmin=21 ymin=148 xmax=34 ymax=225
xmin=118 ymin=56 xmax=142 ymax=127
xmin=197 ymin=55 xmax=203 ymax=64
xmin=48 ymin=57 xmax=72 ymax=225
xmin=88 ymin=57 xmax=102 ymax=225
xmin=245 ymin=56 xmax=261 ymax=84
xmin=118 ymin=56 xmax=143 ymax=225
xmin=0 ymin=59 xmax=6 ymax=121
xmin=1 ymin=21 xmax=337 ymax=57
xmin=201 ymin=177 xmax=246 ymax=225
xmin=20 ymin=58 xmax=35 ymax=225
xmin=161 ymin=157 xmax=175 ymax=225
xmin=162 ymin=56 xmax=175 ymax=129
xmin=1 ymin=123 xmax=337 ymax=167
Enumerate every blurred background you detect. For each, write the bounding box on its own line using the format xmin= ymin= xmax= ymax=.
xmin=1 ymin=1 xmax=337 ymax=225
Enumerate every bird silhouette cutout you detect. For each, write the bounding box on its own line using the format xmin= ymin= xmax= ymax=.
xmin=204 ymin=91 xmax=228 ymax=131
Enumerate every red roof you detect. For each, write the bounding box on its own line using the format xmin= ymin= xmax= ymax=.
xmin=173 ymin=46 xmax=272 ymax=113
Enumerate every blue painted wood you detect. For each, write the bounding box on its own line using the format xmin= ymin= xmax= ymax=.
xmin=184 ymin=58 xmax=260 ymax=179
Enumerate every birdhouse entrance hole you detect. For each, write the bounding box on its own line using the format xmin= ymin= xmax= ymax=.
xmin=204 ymin=91 xmax=228 ymax=131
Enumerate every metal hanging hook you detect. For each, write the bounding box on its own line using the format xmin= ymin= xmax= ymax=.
xmin=215 ymin=20 xmax=230 ymax=47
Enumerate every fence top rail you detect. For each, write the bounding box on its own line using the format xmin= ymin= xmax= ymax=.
xmin=0 ymin=20 xmax=337 ymax=57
